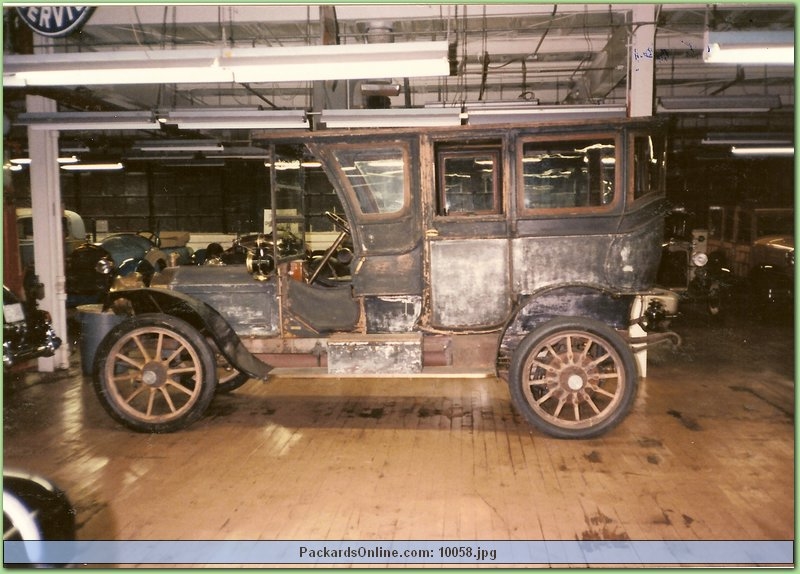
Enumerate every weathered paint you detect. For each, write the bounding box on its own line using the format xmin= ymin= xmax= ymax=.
xmin=429 ymin=238 xmax=511 ymax=329
xmin=327 ymin=333 xmax=422 ymax=375
xmin=364 ymin=295 xmax=422 ymax=333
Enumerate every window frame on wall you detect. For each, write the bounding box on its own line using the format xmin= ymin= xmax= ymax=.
xmin=517 ymin=131 xmax=621 ymax=216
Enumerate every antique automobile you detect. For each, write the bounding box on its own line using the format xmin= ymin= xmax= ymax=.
xmin=89 ymin=117 xmax=679 ymax=439
xmin=3 ymin=280 xmax=62 ymax=371
xmin=66 ymin=230 xmax=193 ymax=307
xmin=16 ymin=207 xmax=86 ymax=272
xmin=656 ymin=207 xmax=731 ymax=317
xmin=707 ymin=205 xmax=794 ymax=311
xmin=3 ymin=469 xmax=76 ymax=567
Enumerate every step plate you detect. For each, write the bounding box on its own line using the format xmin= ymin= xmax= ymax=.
xmin=327 ymin=334 xmax=422 ymax=375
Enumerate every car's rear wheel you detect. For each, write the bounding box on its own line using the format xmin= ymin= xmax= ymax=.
xmin=93 ymin=313 xmax=217 ymax=433
xmin=508 ymin=317 xmax=638 ymax=439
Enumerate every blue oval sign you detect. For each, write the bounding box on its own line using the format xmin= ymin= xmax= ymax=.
xmin=16 ymin=6 xmax=94 ymax=38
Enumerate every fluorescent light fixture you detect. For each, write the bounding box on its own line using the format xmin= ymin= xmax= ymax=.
xmin=360 ymin=83 xmax=401 ymax=96
xmin=4 ymin=41 xmax=450 ymax=87
xmin=4 ymin=163 xmax=23 ymax=172
xmin=161 ymin=160 xmax=226 ymax=167
xmin=16 ymin=111 xmax=159 ymax=130
xmin=704 ymin=30 xmax=794 ymax=65
xmin=321 ymin=108 xmax=461 ymax=128
xmin=466 ymin=104 xmax=625 ymax=125
xmin=657 ymin=95 xmax=781 ymax=114
xmin=57 ymin=155 xmax=80 ymax=164
xmin=702 ymin=133 xmax=792 ymax=146
xmin=9 ymin=157 xmax=31 ymax=164
xmin=60 ymin=144 xmax=91 ymax=153
xmin=61 ymin=162 xmax=124 ymax=171
xmin=134 ymin=140 xmax=223 ymax=152
xmin=731 ymin=146 xmax=794 ymax=157
xmin=161 ymin=109 xmax=308 ymax=130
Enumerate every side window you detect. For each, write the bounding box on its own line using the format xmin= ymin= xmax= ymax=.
xmin=632 ymin=134 xmax=665 ymax=201
xmin=331 ymin=147 xmax=407 ymax=215
xmin=436 ymin=145 xmax=502 ymax=216
xmin=521 ymin=138 xmax=616 ymax=211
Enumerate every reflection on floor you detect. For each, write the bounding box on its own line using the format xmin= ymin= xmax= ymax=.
xmin=3 ymin=308 xmax=794 ymax=566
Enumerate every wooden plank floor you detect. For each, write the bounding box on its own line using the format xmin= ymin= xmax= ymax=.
xmin=3 ymin=308 xmax=794 ymax=566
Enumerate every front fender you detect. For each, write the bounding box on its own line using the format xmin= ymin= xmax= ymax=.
xmin=104 ymin=288 xmax=272 ymax=380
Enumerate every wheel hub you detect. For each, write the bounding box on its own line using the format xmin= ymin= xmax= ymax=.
xmin=567 ymin=373 xmax=584 ymax=391
xmin=559 ymin=366 xmax=587 ymax=392
xmin=141 ymin=361 xmax=168 ymax=388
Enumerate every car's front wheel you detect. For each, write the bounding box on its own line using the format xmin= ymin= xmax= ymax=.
xmin=93 ymin=313 xmax=218 ymax=433
xmin=507 ymin=317 xmax=638 ymax=439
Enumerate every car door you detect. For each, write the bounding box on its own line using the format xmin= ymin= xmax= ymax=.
xmin=310 ymin=138 xmax=424 ymax=298
xmin=423 ymin=137 xmax=513 ymax=330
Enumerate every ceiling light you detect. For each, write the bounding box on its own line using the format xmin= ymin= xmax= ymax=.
xmin=701 ymin=134 xmax=793 ymax=146
xmin=657 ymin=96 xmax=781 ymax=114
xmin=9 ymin=157 xmax=31 ymax=165
xmin=161 ymin=160 xmax=226 ymax=168
xmin=16 ymin=111 xmax=159 ymax=130
xmin=704 ymin=30 xmax=794 ymax=65
xmin=57 ymin=156 xmax=80 ymax=164
xmin=60 ymin=162 xmax=124 ymax=171
xmin=360 ymin=83 xmax=401 ymax=96
xmin=133 ymin=140 xmax=223 ymax=152
xmin=730 ymin=146 xmax=794 ymax=157
xmin=161 ymin=109 xmax=308 ymax=130
xmin=320 ymin=108 xmax=461 ymax=128
xmin=4 ymin=41 xmax=450 ymax=87
xmin=60 ymin=144 xmax=91 ymax=153
xmin=466 ymin=104 xmax=625 ymax=125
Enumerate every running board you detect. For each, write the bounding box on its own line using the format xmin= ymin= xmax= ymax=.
xmin=267 ymin=366 xmax=495 ymax=379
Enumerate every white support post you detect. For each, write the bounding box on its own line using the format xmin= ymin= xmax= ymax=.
xmin=26 ymin=94 xmax=69 ymax=371
xmin=628 ymin=5 xmax=656 ymax=118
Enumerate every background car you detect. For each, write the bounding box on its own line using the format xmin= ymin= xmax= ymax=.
xmin=16 ymin=208 xmax=86 ymax=271
xmin=707 ymin=205 xmax=794 ymax=313
xmin=66 ymin=230 xmax=194 ymax=307
xmin=3 ymin=280 xmax=62 ymax=371
xmin=657 ymin=207 xmax=731 ymax=317
xmin=3 ymin=469 xmax=76 ymax=567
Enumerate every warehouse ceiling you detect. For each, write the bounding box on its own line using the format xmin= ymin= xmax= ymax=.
xmin=2 ymin=3 xmax=795 ymax=146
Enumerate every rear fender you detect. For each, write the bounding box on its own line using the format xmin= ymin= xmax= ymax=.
xmin=105 ymin=288 xmax=271 ymax=380
xmin=499 ymin=284 xmax=633 ymax=355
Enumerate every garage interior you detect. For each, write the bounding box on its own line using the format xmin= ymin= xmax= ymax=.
xmin=2 ymin=4 xmax=795 ymax=567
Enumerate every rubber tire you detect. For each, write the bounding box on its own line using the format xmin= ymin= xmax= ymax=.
xmin=507 ymin=317 xmax=638 ymax=439
xmin=93 ymin=313 xmax=218 ymax=433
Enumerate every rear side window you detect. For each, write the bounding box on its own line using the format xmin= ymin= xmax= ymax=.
xmin=632 ymin=134 xmax=666 ymax=201
xmin=331 ymin=147 xmax=407 ymax=215
xmin=521 ymin=138 xmax=616 ymax=211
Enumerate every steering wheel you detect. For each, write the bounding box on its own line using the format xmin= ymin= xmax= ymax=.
xmin=137 ymin=230 xmax=161 ymax=248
